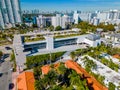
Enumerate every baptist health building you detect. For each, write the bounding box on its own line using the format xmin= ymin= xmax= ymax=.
xmin=0 ymin=0 xmax=21 ymax=29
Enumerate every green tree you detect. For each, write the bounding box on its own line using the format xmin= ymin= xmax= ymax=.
xmin=55 ymin=26 xmax=62 ymax=31
xmin=35 ymin=80 xmax=44 ymax=90
xmin=0 ymin=51 xmax=3 ymax=58
xmin=70 ymin=52 xmax=76 ymax=60
xmin=108 ymin=82 xmax=116 ymax=90
xmin=49 ymin=25 xmax=54 ymax=31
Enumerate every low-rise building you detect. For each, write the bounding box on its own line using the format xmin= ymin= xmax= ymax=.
xmin=16 ymin=71 xmax=35 ymax=90
xmin=105 ymin=33 xmax=120 ymax=43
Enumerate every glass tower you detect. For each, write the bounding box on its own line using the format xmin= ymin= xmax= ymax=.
xmin=0 ymin=0 xmax=22 ymax=29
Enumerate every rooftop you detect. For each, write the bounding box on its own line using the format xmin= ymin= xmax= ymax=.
xmin=106 ymin=33 xmax=120 ymax=39
xmin=17 ymin=71 xmax=35 ymax=90
xmin=86 ymin=34 xmax=100 ymax=41
xmin=65 ymin=60 xmax=108 ymax=90
xmin=41 ymin=60 xmax=108 ymax=90
xmin=113 ymin=54 xmax=120 ymax=59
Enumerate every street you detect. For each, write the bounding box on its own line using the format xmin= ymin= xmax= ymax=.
xmin=0 ymin=61 xmax=12 ymax=90
xmin=0 ymin=45 xmax=13 ymax=90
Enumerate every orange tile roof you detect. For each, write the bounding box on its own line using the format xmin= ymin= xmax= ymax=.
xmin=41 ymin=63 xmax=60 ymax=75
xmin=41 ymin=65 xmax=50 ymax=75
xmin=17 ymin=71 xmax=35 ymax=90
xmin=65 ymin=60 xmax=108 ymax=90
xmin=113 ymin=54 xmax=120 ymax=59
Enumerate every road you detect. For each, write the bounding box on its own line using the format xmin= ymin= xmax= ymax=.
xmin=0 ymin=61 xmax=12 ymax=90
xmin=0 ymin=45 xmax=13 ymax=90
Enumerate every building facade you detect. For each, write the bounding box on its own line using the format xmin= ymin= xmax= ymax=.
xmin=52 ymin=14 xmax=73 ymax=29
xmin=0 ymin=0 xmax=22 ymax=29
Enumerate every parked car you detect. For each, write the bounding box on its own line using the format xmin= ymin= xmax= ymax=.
xmin=5 ymin=47 xmax=12 ymax=50
xmin=9 ymin=83 xmax=14 ymax=89
xmin=0 ymin=72 xmax=3 ymax=77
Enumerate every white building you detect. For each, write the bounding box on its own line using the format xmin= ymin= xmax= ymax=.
xmin=37 ymin=15 xmax=47 ymax=28
xmin=73 ymin=11 xmax=79 ymax=24
xmin=52 ymin=16 xmax=57 ymax=28
xmin=105 ymin=33 xmax=120 ymax=43
xmin=77 ymin=34 xmax=101 ymax=47
xmin=0 ymin=0 xmax=22 ymax=29
xmin=91 ymin=17 xmax=100 ymax=26
xmin=84 ymin=34 xmax=101 ymax=47
xmin=79 ymin=12 xmax=92 ymax=22
xmin=0 ymin=9 xmax=5 ymax=29
xmin=97 ymin=12 xmax=108 ymax=22
xmin=52 ymin=14 xmax=72 ymax=29
xmin=52 ymin=14 xmax=62 ymax=28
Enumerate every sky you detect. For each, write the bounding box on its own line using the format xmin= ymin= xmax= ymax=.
xmin=20 ymin=0 xmax=120 ymax=11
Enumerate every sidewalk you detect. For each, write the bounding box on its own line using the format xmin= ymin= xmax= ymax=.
xmin=12 ymin=72 xmax=18 ymax=90
xmin=12 ymin=66 xmax=22 ymax=90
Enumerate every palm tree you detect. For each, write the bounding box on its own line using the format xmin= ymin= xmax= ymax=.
xmin=70 ymin=52 xmax=76 ymax=60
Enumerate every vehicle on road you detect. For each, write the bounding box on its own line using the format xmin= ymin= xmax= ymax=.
xmin=9 ymin=83 xmax=14 ymax=90
xmin=0 ymin=72 xmax=3 ymax=77
xmin=5 ymin=47 xmax=12 ymax=50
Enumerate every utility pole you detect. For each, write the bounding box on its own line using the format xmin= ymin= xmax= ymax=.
xmin=49 ymin=52 xmax=52 ymax=64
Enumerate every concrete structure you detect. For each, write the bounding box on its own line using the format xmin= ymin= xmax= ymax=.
xmin=77 ymin=55 xmax=120 ymax=87
xmin=90 ymin=17 xmax=100 ymax=26
xmin=77 ymin=34 xmax=101 ymax=47
xmin=73 ymin=11 xmax=79 ymax=24
xmin=0 ymin=9 xmax=5 ymax=29
xmin=79 ymin=12 xmax=92 ymax=22
xmin=97 ymin=12 xmax=108 ymax=22
xmin=13 ymin=35 xmax=26 ymax=72
xmin=84 ymin=34 xmax=101 ymax=47
xmin=52 ymin=14 xmax=72 ymax=29
xmin=13 ymin=31 xmax=102 ymax=70
xmin=105 ymin=33 xmax=120 ymax=43
xmin=0 ymin=0 xmax=22 ymax=29
xmin=45 ymin=35 xmax=54 ymax=50
xmin=36 ymin=15 xmax=51 ymax=28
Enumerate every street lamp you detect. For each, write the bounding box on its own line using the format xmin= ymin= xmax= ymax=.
xmin=49 ymin=51 xmax=52 ymax=64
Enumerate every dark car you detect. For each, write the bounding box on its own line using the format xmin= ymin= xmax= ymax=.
xmin=0 ymin=72 xmax=3 ymax=77
xmin=9 ymin=83 xmax=14 ymax=89
xmin=5 ymin=47 xmax=12 ymax=50
xmin=4 ymin=54 xmax=9 ymax=58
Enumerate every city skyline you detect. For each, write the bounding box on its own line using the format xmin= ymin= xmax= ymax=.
xmin=21 ymin=0 xmax=120 ymax=11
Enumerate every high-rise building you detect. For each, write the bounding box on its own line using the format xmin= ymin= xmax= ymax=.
xmin=0 ymin=0 xmax=22 ymax=29
xmin=0 ymin=9 xmax=5 ymax=29
xmin=36 ymin=15 xmax=51 ymax=28
xmin=97 ymin=12 xmax=108 ymax=22
xmin=52 ymin=14 xmax=73 ymax=29
xmin=52 ymin=14 xmax=62 ymax=28
xmin=73 ymin=11 xmax=79 ymax=24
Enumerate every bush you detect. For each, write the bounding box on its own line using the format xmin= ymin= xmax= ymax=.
xmin=0 ymin=51 xmax=3 ymax=58
xmin=26 ymin=52 xmax=65 ymax=69
xmin=10 ymin=50 xmax=16 ymax=72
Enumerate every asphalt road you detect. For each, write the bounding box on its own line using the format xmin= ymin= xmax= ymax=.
xmin=0 ymin=45 xmax=13 ymax=90
xmin=0 ymin=61 xmax=12 ymax=90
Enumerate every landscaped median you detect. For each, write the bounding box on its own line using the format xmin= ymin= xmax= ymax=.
xmin=10 ymin=50 xmax=16 ymax=72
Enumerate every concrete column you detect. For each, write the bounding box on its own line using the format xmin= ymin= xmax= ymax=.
xmin=45 ymin=35 xmax=54 ymax=50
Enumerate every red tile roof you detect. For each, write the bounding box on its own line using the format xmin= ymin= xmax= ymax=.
xmin=41 ymin=65 xmax=50 ymax=75
xmin=41 ymin=60 xmax=108 ymax=90
xmin=17 ymin=71 xmax=35 ymax=90
xmin=65 ymin=60 xmax=108 ymax=90
xmin=113 ymin=54 xmax=120 ymax=59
